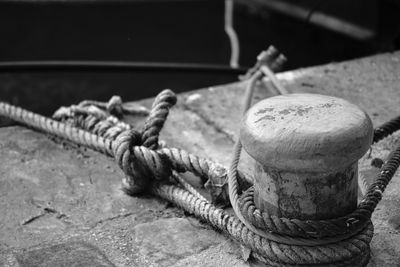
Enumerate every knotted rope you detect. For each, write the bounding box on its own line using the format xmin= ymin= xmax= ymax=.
xmin=0 ymin=90 xmax=389 ymax=266
xmin=0 ymin=51 xmax=399 ymax=266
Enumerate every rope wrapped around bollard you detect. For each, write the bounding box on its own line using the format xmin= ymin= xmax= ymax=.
xmin=0 ymin=87 xmax=399 ymax=266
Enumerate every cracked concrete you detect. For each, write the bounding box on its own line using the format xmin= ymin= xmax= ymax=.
xmin=181 ymin=101 xmax=236 ymax=142
xmin=1 ymin=52 xmax=400 ymax=266
xmin=21 ymin=207 xmax=66 ymax=226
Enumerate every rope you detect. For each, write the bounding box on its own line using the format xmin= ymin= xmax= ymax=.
xmin=373 ymin=115 xmax=400 ymax=143
xmin=141 ymin=90 xmax=177 ymax=149
xmin=358 ymin=115 xmax=400 ymax=195
xmin=154 ymin=183 xmax=373 ymax=266
xmin=1 ymin=68 xmax=399 ymax=265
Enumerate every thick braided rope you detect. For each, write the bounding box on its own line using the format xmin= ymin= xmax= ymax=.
xmin=53 ymin=101 xmax=132 ymax=140
xmin=0 ymin=99 xmax=209 ymax=198
xmin=171 ymin=172 xmax=208 ymax=202
xmin=44 ymin=91 xmax=379 ymax=264
xmin=159 ymin=147 xmax=230 ymax=184
xmin=373 ymin=114 xmax=400 ymax=143
xmin=51 ymin=84 xmax=376 ymax=251
xmin=0 ymin=102 xmax=114 ymax=156
xmin=7 ymin=95 xmax=391 ymax=244
xmin=0 ymin=84 xmax=392 ymax=264
xmin=64 ymin=93 xmax=376 ymax=262
xmin=357 ymin=114 xmax=400 ymax=194
xmin=141 ymin=89 xmax=177 ymax=149
xmin=154 ymin=184 xmax=373 ymax=266
xmin=78 ymin=95 xmax=150 ymax=117
xmin=0 ymin=100 xmax=376 ymax=265
xmin=73 ymin=114 xmax=131 ymax=140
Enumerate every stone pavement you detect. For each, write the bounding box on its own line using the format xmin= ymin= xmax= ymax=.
xmin=1 ymin=52 xmax=400 ymax=266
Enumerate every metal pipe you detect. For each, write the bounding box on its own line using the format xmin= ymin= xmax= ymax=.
xmin=0 ymin=60 xmax=248 ymax=74
xmin=249 ymin=0 xmax=375 ymax=40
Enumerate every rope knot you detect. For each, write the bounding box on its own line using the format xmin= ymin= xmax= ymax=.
xmin=112 ymin=129 xmax=172 ymax=195
xmin=53 ymin=89 xmax=177 ymax=195
xmin=111 ymin=89 xmax=177 ymax=195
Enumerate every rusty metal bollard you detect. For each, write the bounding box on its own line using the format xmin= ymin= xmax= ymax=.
xmin=240 ymin=93 xmax=373 ymax=220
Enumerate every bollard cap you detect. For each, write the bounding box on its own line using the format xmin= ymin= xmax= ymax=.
xmin=240 ymin=94 xmax=373 ymax=172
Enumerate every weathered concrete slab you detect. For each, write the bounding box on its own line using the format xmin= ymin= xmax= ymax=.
xmin=1 ymin=52 xmax=400 ymax=266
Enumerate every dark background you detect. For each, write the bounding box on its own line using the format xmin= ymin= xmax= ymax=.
xmin=0 ymin=0 xmax=399 ymax=114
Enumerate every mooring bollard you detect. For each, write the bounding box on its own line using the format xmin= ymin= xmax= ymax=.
xmin=240 ymin=93 xmax=373 ymax=220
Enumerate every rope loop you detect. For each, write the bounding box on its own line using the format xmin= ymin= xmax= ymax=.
xmin=112 ymin=129 xmax=142 ymax=173
xmin=141 ymin=89 xmax=177 ymax=149
xmin=112 ymin=129 xmax=147 ymax=195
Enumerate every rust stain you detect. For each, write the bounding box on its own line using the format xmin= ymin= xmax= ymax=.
xmin=296 ymin=106 xmax=313 ymax=116
xmin=254 ymin=115 xmax=276 ymax=123
xmin=254 ymin=107 xmax=274 ymax=115
xmin=321 ymin=103 xmax=335 ymax=108
xmin=276 ymin=106 xmax=313 ymax=117
xmin=278 ymin=109 xmax=291 ymax=115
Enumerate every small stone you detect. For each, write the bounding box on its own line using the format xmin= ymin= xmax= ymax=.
xmin=371 ymin=158 xmax=384 ymax=168
xmin=388 ymin=215 xmax=400 ymax=231
xmin=186 ymin=94 xmax=202 ymax=104
xmin=240 ymin=245 xmax=251 ymax=262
